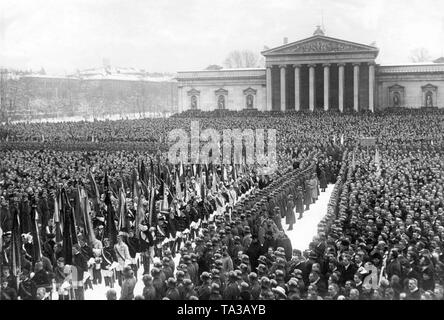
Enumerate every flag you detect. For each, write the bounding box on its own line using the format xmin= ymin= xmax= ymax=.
xmin=104 ymin=172 xmax=118 ymax=246
xmin=175 ymin=172 xmax=181 ymax=200
xmin=134 ymin=188 xmax=145 ymax=238
xmin=30 ymin=204 xmax=42 ymax=263
xmin=118 ymin=186 xmax=129 ymax=233
xmin=231 ymin=164 xmax=237 ymax=181
xmin=139 ymin=160 xmax=147 ymax=185
xmin=179 ymin=161 xmax=184 ymax=181
xmin=161 ymin=185 xmax=169 ymax=213
xmin=61 ymin=189 xmax=74 ymax=264
xmin=88 ymin=171 xmax=100 ymax=218
xmin=204 ymin=164 xmax=210 ymax=189
xmin=148 ymin=184 xmax=156 ymax=226
xmin=53 ymin=190 xmax=63 ymax=243
xmin=74 ymin=187 xmax=85 ymax=230
xmin=200 ymin=172 xmax=206 ymax=199
xmin=212 ymin=171 xmax=217 ymax=193
xmin=10 ymin=205 xmax=21 ymax=285
xmin=80 ymin=186 xmax=96 ymax=247
xmin=184 ymin=180 xmax=190 ymax=203
xmin=150 ymin=158 xmax=155 ymax=188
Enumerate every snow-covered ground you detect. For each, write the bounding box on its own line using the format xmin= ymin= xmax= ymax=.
xmin=84 ymin=184 xmax=333 ymax=300
xmin=283 ymin=184 xmax=334 ymax=252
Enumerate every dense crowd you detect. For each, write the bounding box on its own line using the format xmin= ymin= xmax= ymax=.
xmin=1 ymin=109 xmax=444 ymax=300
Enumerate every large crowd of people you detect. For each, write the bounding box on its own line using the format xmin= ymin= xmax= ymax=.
xmin=1 ymin=108 xmax=444 ymax=300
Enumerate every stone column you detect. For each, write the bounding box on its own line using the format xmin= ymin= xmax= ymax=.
xmin=368 ymin=62 xmax=375 ymax=112
xmin=266 ymin=66 xmax=272 ymax=111
xmin=308 ymin=64 xmax=316 ymax=111
xmin=293 ymin=64 xmax=301 ymax=111
xmin=353 ymin=63 xmax=360 ymax=112
xmin=279 ymin=65 xmax=286 ymax=111
xmin=338 ymin=63 xmax=345 ymax=113
xmin=323 ymin=63 xmax=330 ymax=111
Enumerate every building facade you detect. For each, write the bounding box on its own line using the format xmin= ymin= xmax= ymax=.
xmin=176 ymin=27 xmax=444 ymax=112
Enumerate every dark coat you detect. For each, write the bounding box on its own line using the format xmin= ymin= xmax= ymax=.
xmin=286 ymin=199 xmax=296 ymax=225
xmin=338 ymin=264 xmax=357 ymax=286
xmin=295 ymin=191 xmax=304 ymax=214
xmin=319 ymin=169 xmax=328 ymax=189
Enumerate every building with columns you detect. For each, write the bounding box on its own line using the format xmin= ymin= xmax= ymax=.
xmin=176 ymin=27 xmax=444 ymax=112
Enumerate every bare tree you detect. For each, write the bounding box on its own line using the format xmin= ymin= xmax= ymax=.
xmin=409 ymin=47 xmax=432 ymax=63
xmin=223 ymin=50 xmax=261 ymax=68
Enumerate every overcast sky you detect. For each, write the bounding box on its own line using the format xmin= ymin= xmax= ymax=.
xmin=1 ymin=0 xmax=444 ymax=74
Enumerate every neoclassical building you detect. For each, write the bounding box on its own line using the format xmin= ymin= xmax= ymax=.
xmin=176 ymin=27 xmax=444 ymax=112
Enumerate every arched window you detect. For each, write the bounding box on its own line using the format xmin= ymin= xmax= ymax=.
xmin=246 ymin=94 xmax=254 ymax=108
xmin=190 ymin=95 xmax=198 ymax=109
xmin=217 ymin=95 xmax=225 ymax=109
xmin=425 ymin=91 xmax=433 ymax=107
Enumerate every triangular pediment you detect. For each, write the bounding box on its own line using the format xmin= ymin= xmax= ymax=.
xmin=262 ymin=35 xmax=379 ymax=56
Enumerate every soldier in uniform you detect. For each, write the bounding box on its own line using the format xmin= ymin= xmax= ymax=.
xmin=165 ymin=277 xmax=180 ymax=300
xmin=138 ymin=220 xmax=154 ymax=275
xmin=101 ymin=238 xmax=117 ymax=288
xmin=153 ymin=214 xmax=170 ymax=259
xmin=197 ymin=271 xmax=212 ymax=300
xmin=295 ymin=186 xmax=304 ymax=220
xmin=286 ymin=194 xmax=296 ymax=231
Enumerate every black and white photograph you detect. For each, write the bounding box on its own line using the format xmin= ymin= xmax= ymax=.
xmin=1 ymin=0 xmax=444 ymax=310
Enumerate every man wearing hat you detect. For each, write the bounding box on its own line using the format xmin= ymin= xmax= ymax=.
xmin=120 ymin=266 xmax=136 ymax=300
xmin=165 ymin=277 xmax=180 ymax=300
xmin=272 ymin=286 xmax=287 ymax=300
xmin=142 ymin=275 xmax=157 ymax=300
xmin=197 ymin=272 xmax=212 ymax=300
xmin=182 ymin=278 xmax=197 ymax=300
xmin=151 ymin=267 xmax=166 ymax=299
xmin=209 ymin=282 xmax=222 ymax=300
xmin=223 ymin=271 xmax=241 ymax=299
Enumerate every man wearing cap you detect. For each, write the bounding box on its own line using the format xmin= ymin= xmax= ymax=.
xmin=101 ymin=238 xmax=117 ymax=288
xmin=154 ymin=214 xmax=170 ymax=259
xmin=197 ymin=272 xmax=212 ymax=300
xmin=182 ymin=278 xmax=197 ymax=300
xmin=139 ymin=223 xmax=154 ymax=275
xmin=71 ymin=243 xmax=88 ymax=300
xmin=114 ymin=233 xmax=131 ymax=286
xmin=142 ymin=274 xmax=157 ymax=300
xmin=209 ymin=282 xmax=222 ymax=300
xmin=223 ymin=271 xmax=240 ymax=299
xmin=78 ymin=235 xmax=94 ymax=290
xmin=286 ymin=194 xmax=296 ymax=231
xmin=151 ymin=267 xmax=166 ymax=299
xmin=165 ymin=277 xmax=180 ymax=300
xmin=120 ymin=266 xmax=136 ymax=300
